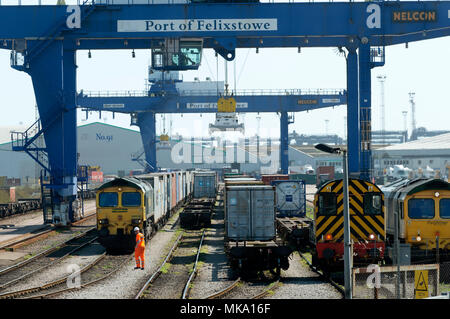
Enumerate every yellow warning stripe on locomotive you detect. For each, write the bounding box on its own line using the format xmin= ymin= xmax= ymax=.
xmin=314 ymin=179 xmax=385 ymax=243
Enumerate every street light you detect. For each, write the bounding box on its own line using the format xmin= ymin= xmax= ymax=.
xmin=314 ymin=143 xmax=352 ymax=299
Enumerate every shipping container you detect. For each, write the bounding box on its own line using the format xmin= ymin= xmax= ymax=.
xmin=289 ymin=173 xmax=316 ymax=184
xmin=182 ymin=172 xmax=186 ymax=201
xmin=139 ymin=174 xmax=164 ymax=225
xmin=316 ymin=166 xmax=335 ymax=186
xmin=272 ymin=180 xmax=306 ymax=217
xmin=90 ymin=171 xmax=104 ymax=183
xmin=193 ymin=171 xmax=217 ymax=198
xmin=224 ymin=178 xmax=263 ymax=187
xmin=225 ymin=185 xmax=276 ymax=241
xmin=261 ymin=174 xmax=289 ymax=185
xmin=171 ymin=172 xmax=177 ymax=209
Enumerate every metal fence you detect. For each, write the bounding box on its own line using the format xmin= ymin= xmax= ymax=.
xmin=352 ymin=263 xmax=446 ymax=299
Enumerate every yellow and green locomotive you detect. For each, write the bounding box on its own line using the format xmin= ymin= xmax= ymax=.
xmin=312 ymin=178 xmax=385 ymax=268
xmin=382 ymin=178 xmax=450 ymax=262
xmin=96 ymin=177 xmax=154 ymax=252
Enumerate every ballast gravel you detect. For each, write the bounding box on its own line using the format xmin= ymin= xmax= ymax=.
xmin=1 ymin=242 xmax=105 ymax=294
xmin=189 ymin=204 xmax=235 ymax=299
xmin=267 ymin=252 xmax=342 ymax=299
xmin=57 ymin=211 xmax=183 ymax=299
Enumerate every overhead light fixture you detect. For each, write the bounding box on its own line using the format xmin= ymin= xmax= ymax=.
xmin=314 ymin=143 xmax=342 ymax=155
xmin=256 ymin=48 xmax=259 ymax=54
xmin=405 ymin=42 xmax=409 ymax=49
xmin=132 ymin=49 xmax=135 ymax=58
xmin=88 ymin=50 xmax=91 ymax=58
xmin=298 ymin=47 xmax=301 ymax=53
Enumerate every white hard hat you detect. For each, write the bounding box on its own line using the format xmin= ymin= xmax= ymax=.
xmin=134 ymin=227 xmax=139 ymax=232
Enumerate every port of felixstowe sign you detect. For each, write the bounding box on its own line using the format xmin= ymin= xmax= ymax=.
xmin=117 ymin=19 xmax=278 ymax=32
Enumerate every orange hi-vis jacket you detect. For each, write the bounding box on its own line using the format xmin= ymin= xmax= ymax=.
xmin=136 ymin=232 xmax=145 ymax=249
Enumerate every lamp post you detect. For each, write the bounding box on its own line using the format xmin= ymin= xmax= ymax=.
xmin=315 ymin=143 xmax=352 ymax=299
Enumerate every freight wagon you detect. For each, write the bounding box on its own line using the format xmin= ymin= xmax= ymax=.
xmin=224 ymin=184 xmax=292 ymax=276
xmin=273 ymin=179 xmax=313 ymax=249
xmin=0 ymin=198 xmax=41 ymax=218
xmin=180 ymin=171 xmax=217 ymax=228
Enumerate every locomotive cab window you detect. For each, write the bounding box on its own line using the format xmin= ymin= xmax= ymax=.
xmin=99 ymin=192 xmax=118 ymax=207
xmin=440 ymin=199 xmax=450 ymax=219
xmin=363 ymin=193 xmax=382 ymax=215
xmin=408 ymin=198 xmax=435 ymax=219
xmin=318 ymin=193 xmax=337 ymax=215
xmin=122 ymin=192 xmax=141 ymax=207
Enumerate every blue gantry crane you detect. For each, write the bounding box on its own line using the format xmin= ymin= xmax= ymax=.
xmin=1 ymin=0 xmax=449 ymax=224
xmin=77 ymin=73 xmax=347 ymax=175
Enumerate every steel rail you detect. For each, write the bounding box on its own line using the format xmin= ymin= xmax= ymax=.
xmin=297 ymin=250 xmax=345 ymax=297
xmin=251 ymin=279 xmax=281 ymax=299
xmin=204 ymin=278 xmax=241 ymax=299
xmin=134 ymin=232 xmax=184 ymax=299
xmin=181 ymin=229 xmax=206 ymax=299
xmin=0 ymin=227 xmax=54 ymax=250
xmin=0 ymin=231 xmax=98 ymax=290
xmin=0 ymin=209 xmax=96 ymax=250
xmin=0 ymin=252 xmax=107 ymax=299
xmin=23 ymin=253 xmax=134 ymax=299
xmin=0 ymin=227 xmax=96 ymax=277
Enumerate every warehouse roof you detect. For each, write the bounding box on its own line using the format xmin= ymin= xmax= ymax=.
xmin=290 ymin=145 xmax=343 ymax=158
xmin=0 ymin=122 xmax=140 ymax=146
xmin=379 ymin=133 xmax=450 ymax=151
xmin=78 ymin=121 xmax=140 ymax=134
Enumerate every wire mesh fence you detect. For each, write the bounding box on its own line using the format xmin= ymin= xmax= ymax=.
xmin=352 ymin=263 xmax=450 ymax=299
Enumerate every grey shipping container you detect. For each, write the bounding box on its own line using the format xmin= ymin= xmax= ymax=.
xmin=225 ymin=185 xmax=276 ymax=241
xmin=193 ymin=172 xmax=217 ymax=198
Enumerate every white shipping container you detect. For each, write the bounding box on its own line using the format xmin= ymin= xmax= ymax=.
xmin=273 ymin=180 xmax=306 ymax=216
xmin=141 ymin=175 xmax=163 ymax=224
xmin=225 ymin=185 xmax=275 ymax=241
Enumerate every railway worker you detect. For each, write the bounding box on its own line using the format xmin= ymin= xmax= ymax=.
xmin=134 ymin=227 xmax=145 ymax=270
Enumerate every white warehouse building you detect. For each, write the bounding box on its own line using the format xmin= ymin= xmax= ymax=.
xmin=373 ymin=133 xmax=450 ymax=179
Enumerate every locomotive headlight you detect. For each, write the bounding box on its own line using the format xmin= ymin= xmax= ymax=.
xmin=435 ymin=192 xmax=440 ymax=198
xmin=325 ymin=233 xmax=333 ymax=241
xmin=99 ymin=218 xmax=109 ymax=225
xmin=131 ymin=218 xmax=142 ymax=225
xmin=416 ymin=235 xmax=422 ymax=242
xmin=369 ymin=233 xmax=376 ymax=240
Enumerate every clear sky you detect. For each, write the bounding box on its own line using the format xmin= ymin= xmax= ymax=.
xmin=0 ymin=1 xmax=449 ymax=141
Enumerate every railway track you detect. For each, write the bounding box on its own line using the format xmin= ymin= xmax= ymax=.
xmin=0 ymin=228 xmax=98 ymax=295
xmin=0 ymin=210 xmax=97 ymax=251
xmin=135 ymin=228 xmax=206 ymax=299
xmin=204 ymin=277 xmax=281 ymax=299
xmin=297 ymin=250 xmax=345 ymax=297
xmin=18 ymin=253 xmax=133 ymax=299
